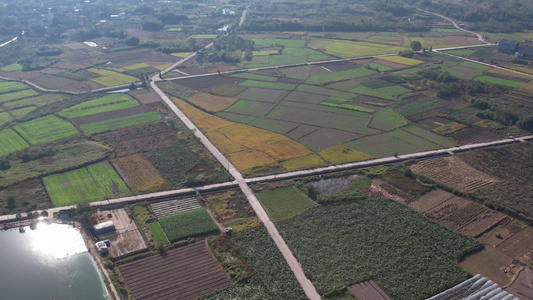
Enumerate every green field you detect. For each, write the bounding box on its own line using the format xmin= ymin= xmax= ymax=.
xmin=3 ymin=94 xmax=70 ymax=110
xmin=350 ymin=85 xmax=411 ymax=100
xmin=0 ymin=112 xmax=13 ymax=126
xmin=14 ymin=115 xmax=79 ymax=145
xmin=10 ymin=106 xmax=36 ymax=120
xmin=347 ymin=133 xmax=425 ymax=157
xmin=320 ymin=102 xmax=374 ymax=113
xmin=144 ymin=143 xmax=197 ymax=186
xmin=279 ymin=66 xmax=310 ymax=80
xmin=367 ymin=63 xmax=392 ymax=72
xmin=277 ymin=198 xmax=480 ymax=299
xmin=445 ymin=61 xmax=490 ymax=80
xmin=0 ymin=89 xmax=39 ymax=103
xmin=1 ymin=64 xmax=22 ymax=72
xmin=295 ymin=84 xmax=357 ymax=99
xmin=149 ymin=222 xmax=169 ymax=245
xmin=58 ymin=94 xmax=139 ymax=118
xmin=43 ymin=161 xmax=131 ymax=206
xmin=239 ymin=80 xmax=296 ymax=90
xmin=257 ymin=187 xmax=318 ymax=222
xmin=0 ymin=128 xmax=29 ymax=157
xmin=159 ymin=208 xmax=219 ymax=242
xmin=474 ymin=75 xmax=527 ymax=88
xmin=80 ymin=111 xmax=161 ymax=134
xmin=0 ymin=141 xmax=110 ymax=188
xmin=308 ymin=39 xmax=407 ymax=58
xmin=306 ymin=68 xmax=375 ymax=84
xmin=0 ymin=81 xmax=28 ymax=94
xmin=217 ymin=112 xmax=298 ymax=134
xmin=394 ymin=98 xmax=440 ymax=117
xmin=402 ymin=125 xmax=458 ymax=147
xmin=368 ymin=108 xmax=407 ymax=131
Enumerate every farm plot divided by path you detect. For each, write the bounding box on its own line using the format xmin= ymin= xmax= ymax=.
xmin=150 ymin=197 xmax=200 ymax=218
xmin=119 ymin=242 xmax=232 ymax=300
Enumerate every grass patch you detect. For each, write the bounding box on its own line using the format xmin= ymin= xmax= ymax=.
xmin=277 ymin=198 xmax=480 ymax=298
xmin=474 ymin=76 xmax=526 ymax=88
xmin=319 ymin=145 xmax=373 ymax=164
xmin=43 ymin=161 xmax=131 ymax=206
xmin=80 ymin=111 xmax=161 ymax=134
xmin=306 ymin=68 xmax=375 ymax=85
xmin=10 ymin=106 xmax=36 ymax=120
xmin=366 ymin=63 xmax=392 ymax=72
xmin=160 ymin=208 xmax=219 ymax=242
xmin=0 ymin=128 xmax=29 ymax=157
xmin=308 ymin=39 xmax=407 ymax=58
xmin=3 ymin=94 xmax=70 ymax=110
xmin=239 ymin=80 xmax=296 ymax=90
xmin=1 ymin=64 xmax=22 ymax=72
xmin=257 ymin=187 xmax=318 ymax=222
xmin=14 ymin=115 xmax=79 ymax=145
xmin=369 ymin=108 xmax=407 ymax=131
xmin=149 ymin=222 xmax=169 ymax=245
xmin=58 ymin=94 xmax=138 ymax=118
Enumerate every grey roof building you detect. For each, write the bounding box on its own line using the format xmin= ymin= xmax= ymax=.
xmin=498 ymin=39 xmax=519 ymax=54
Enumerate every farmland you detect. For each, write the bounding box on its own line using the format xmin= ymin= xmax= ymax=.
xmin=159 ymin=208 xmax=219 ymax=242
xmin=119 ymin=242 xmax=232 ymax=300
xmin=204 ymin=227 xmax=307 ymax=299
xmin=43 ymin=161 xmax=131 ymax=206
xmin=80 ymin=111 xmax=162 ymax=134
xmin=114 ymin=154 xmax=171 ymax=193
xmin=256 ymin=187 xmax=318 ymax=222
xmin=0 ymin=141 xmax=111 ymax=188
xmin=58 ymin=94 xmax=139 ymax=118
xmin=149 ymin=222 xmax=169 ymax=245
xmin=0 ymin=129 xmax=29 ymax=156
xmin=277 ymin=198 xmax=479 ymax=299
xmin=13 ymin=115 xmax=79 ymax=145
xmin=308 ymin=39 xmax=407 ymax=58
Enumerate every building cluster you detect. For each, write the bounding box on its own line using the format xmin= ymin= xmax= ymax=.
xmin=498 ymin=39 xmax=533 ymax=58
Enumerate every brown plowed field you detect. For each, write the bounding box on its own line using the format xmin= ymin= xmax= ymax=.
xmin=424 ymin=196 xmax=470 ymax=221
xmin=478 ymin=217 xmax=525 ymax=247
xmin=450 ymin=126 xmax=502 ymax=145
xmin=496 ymin=227 xmax=533 ymax=265
xmin=410 ymin=156 xmax=500 ymax=193
xmin=94 ymin=122 xmax=176 ymax=157
xmin=113 ymin=154 xmax=171 ymax=193
xmin=505 ymin=268 xmax=533 ymax=300
xmin=408 ymin=189 xmax=455 ymax=213
xmin=348 ymin=280 xmax=392 ymax=300
xmin=119 ymin=241 xmax=232 ymax=300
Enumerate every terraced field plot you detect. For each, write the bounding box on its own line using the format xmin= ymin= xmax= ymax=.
xmin=43 ymin=161 xmax=131 ymax=206
xmin=80 ymin=111 xmax=162 ymax=134
xmin=0 ymin=81 xmax=29 ymax=94
xmin=119 ymin=242 xmax=232 ymax=300
xmin=308 ymin=39 xmax=407 ymax=58
xmin=0 ymin=128 xmax=29 ymax=156
xmin=114 ymin=154 xmax=170 ymax=193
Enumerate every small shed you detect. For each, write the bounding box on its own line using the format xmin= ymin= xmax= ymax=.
xmin=95 ymin=241 xmax=109 ymax=255
xmin=498 ymin=39 xmax=519 ymax=54
xmin=93 ymin=221 xmax=115 ymax=235
xmin=519 ymin=45 xmax=533 ymax=58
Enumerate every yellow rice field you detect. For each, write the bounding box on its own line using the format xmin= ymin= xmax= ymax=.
xmin=320 ymin=145 xmax=373 ymax=164
xmin=174 ymin=98 xmax=312 ymax=171
xmin=115 ymin=154 xmax=170 ymax=193
xmin=188 ymin=93 xmax=238 ymax=112
xmin=379 ymin=56 xmax=423 ymax=66
xmin=123 ymin=63 xmax=151 ymax=70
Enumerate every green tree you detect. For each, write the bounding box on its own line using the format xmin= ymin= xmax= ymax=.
xmin=7 ymin=196 xmax=15 ymax=209
xmin=75 ymin=202 xmax=96 ymax=228
xmin=411 ymin=41 xmax=422 ymax=52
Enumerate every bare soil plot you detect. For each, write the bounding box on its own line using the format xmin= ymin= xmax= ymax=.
xmin=71 ymin=105 xmax=151 ymax=125
xmin=130 ymin=90 xmax=161 ymax=104
xmin=96 ymin=208 xmax=147 ymax=258
xmin=93 ymin=122 xmax=176 ymax=157
xmin=348 ymin=280 xmax=391 ymax=300
xmin=505 ymin=268 xmax=533 ymax=300
xmin=150 ymin=197 xmax=201 ymax=218
xmin=368 ymin=179 xmax=415 ymax=203
xmin=459 ymin=246 xmax=515 ymax=287
xmin=478 ymin=217 xmax=525 ymax=247
xmin=119 ymin=242 xmax=232 ymax=300
xmin=496 ymin=227 xmax=533 ymax=265
xmin=410 ymin=156 xmax=501 ymax=193
xmin=408 ymin=189 xmax=455 ymax=213
xmin=424 ymin=196 xmax=471 ymax=221
xmin=441 ymin=203 xmax=506 ymax=237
